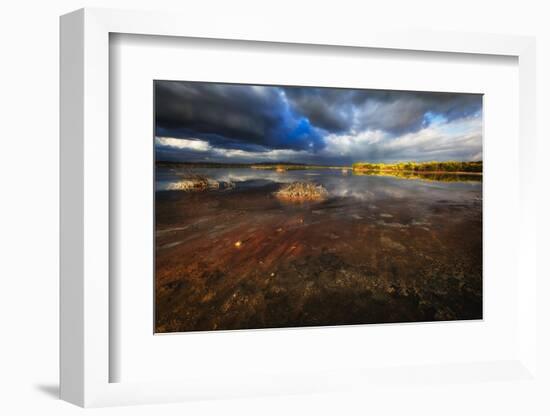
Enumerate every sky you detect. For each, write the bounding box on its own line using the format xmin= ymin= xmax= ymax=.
xmin=155 ymin=81 xmax=482 ymax=165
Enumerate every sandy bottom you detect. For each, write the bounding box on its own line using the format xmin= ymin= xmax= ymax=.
xmin=155 ymin=181 xmax=482 ymax=333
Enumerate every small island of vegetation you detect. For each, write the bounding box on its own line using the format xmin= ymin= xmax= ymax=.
xmin=275 ymin=182 xmax=329 ymax=202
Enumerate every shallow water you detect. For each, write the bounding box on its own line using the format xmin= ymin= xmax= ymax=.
xmin=155 ymin=167 xmax=482 ymax=333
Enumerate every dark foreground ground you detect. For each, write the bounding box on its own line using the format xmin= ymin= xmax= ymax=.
xmin=155 ymin=177 xmax=482 ymax=333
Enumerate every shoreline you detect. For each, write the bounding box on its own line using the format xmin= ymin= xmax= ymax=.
xmin=157 ymin=163 xmax=482 ymax=176
xmin=352 ymin=169 xmax=483 ymax=175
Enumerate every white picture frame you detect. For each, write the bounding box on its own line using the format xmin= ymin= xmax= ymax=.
xmin=60 ymin=7 xmax=538 ymax=407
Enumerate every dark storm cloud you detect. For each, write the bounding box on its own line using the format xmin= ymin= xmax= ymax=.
xmin=283 ymin=88 xmax=356 ymax=132
xmin=155 ymin=81 xmax=482 ymax=164
xmin=155 ymin=81 xmax=324 ymax=152
xmin=354 ymin=90 xmax=481 ymax=135
xmin=285 ymin=88 xmax=482 ymax=136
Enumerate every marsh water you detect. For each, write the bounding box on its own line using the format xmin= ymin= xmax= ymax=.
xmin=155 ymin=167 xmax=482 ymax=333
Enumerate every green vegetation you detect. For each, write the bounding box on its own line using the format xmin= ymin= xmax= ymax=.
xmin=158 ymin=160 xmax=482 ymax=174
xmin=352 ymin=161 xmax=482 ymax=173
xmin=275 ymin=182 xmax=328 ymax=201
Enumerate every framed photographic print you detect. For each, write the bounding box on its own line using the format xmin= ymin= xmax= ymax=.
xmin=153 ymin=81 xmax=483 ymax=333
xmin=60 ymin=8 xmax=539 ymax=408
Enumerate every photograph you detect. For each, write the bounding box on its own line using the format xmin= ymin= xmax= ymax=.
xmin=154 ymin=80 xmax=483 ymax=333
xmin=2 ymin=0 xmax=542 ymax=412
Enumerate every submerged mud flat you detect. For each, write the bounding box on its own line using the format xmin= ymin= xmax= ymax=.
xmin=155 ymin=168 xmax=482 ymax=333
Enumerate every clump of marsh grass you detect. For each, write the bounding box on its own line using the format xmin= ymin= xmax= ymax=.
xmin=167 ymin=178 xmax=218 ymax=191
xmin=275 ymin=182 xmax=328 ymax=202
xmin=167 ymin=169 xmax=231 ymax=191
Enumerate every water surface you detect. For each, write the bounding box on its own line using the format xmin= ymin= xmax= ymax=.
xmin=155 ymin=167 xmax=482 ymax=332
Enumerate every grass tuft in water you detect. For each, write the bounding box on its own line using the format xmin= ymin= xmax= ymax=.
xmin=275 ymin=182 xmax=328 ymax=202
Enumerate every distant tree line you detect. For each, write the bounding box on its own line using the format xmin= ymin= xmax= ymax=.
xmin=352 ymin=161 xmax=482 ymax=173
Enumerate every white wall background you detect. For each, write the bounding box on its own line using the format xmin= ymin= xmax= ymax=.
xmin=0 ymin=0 xmax=548 ymax=415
